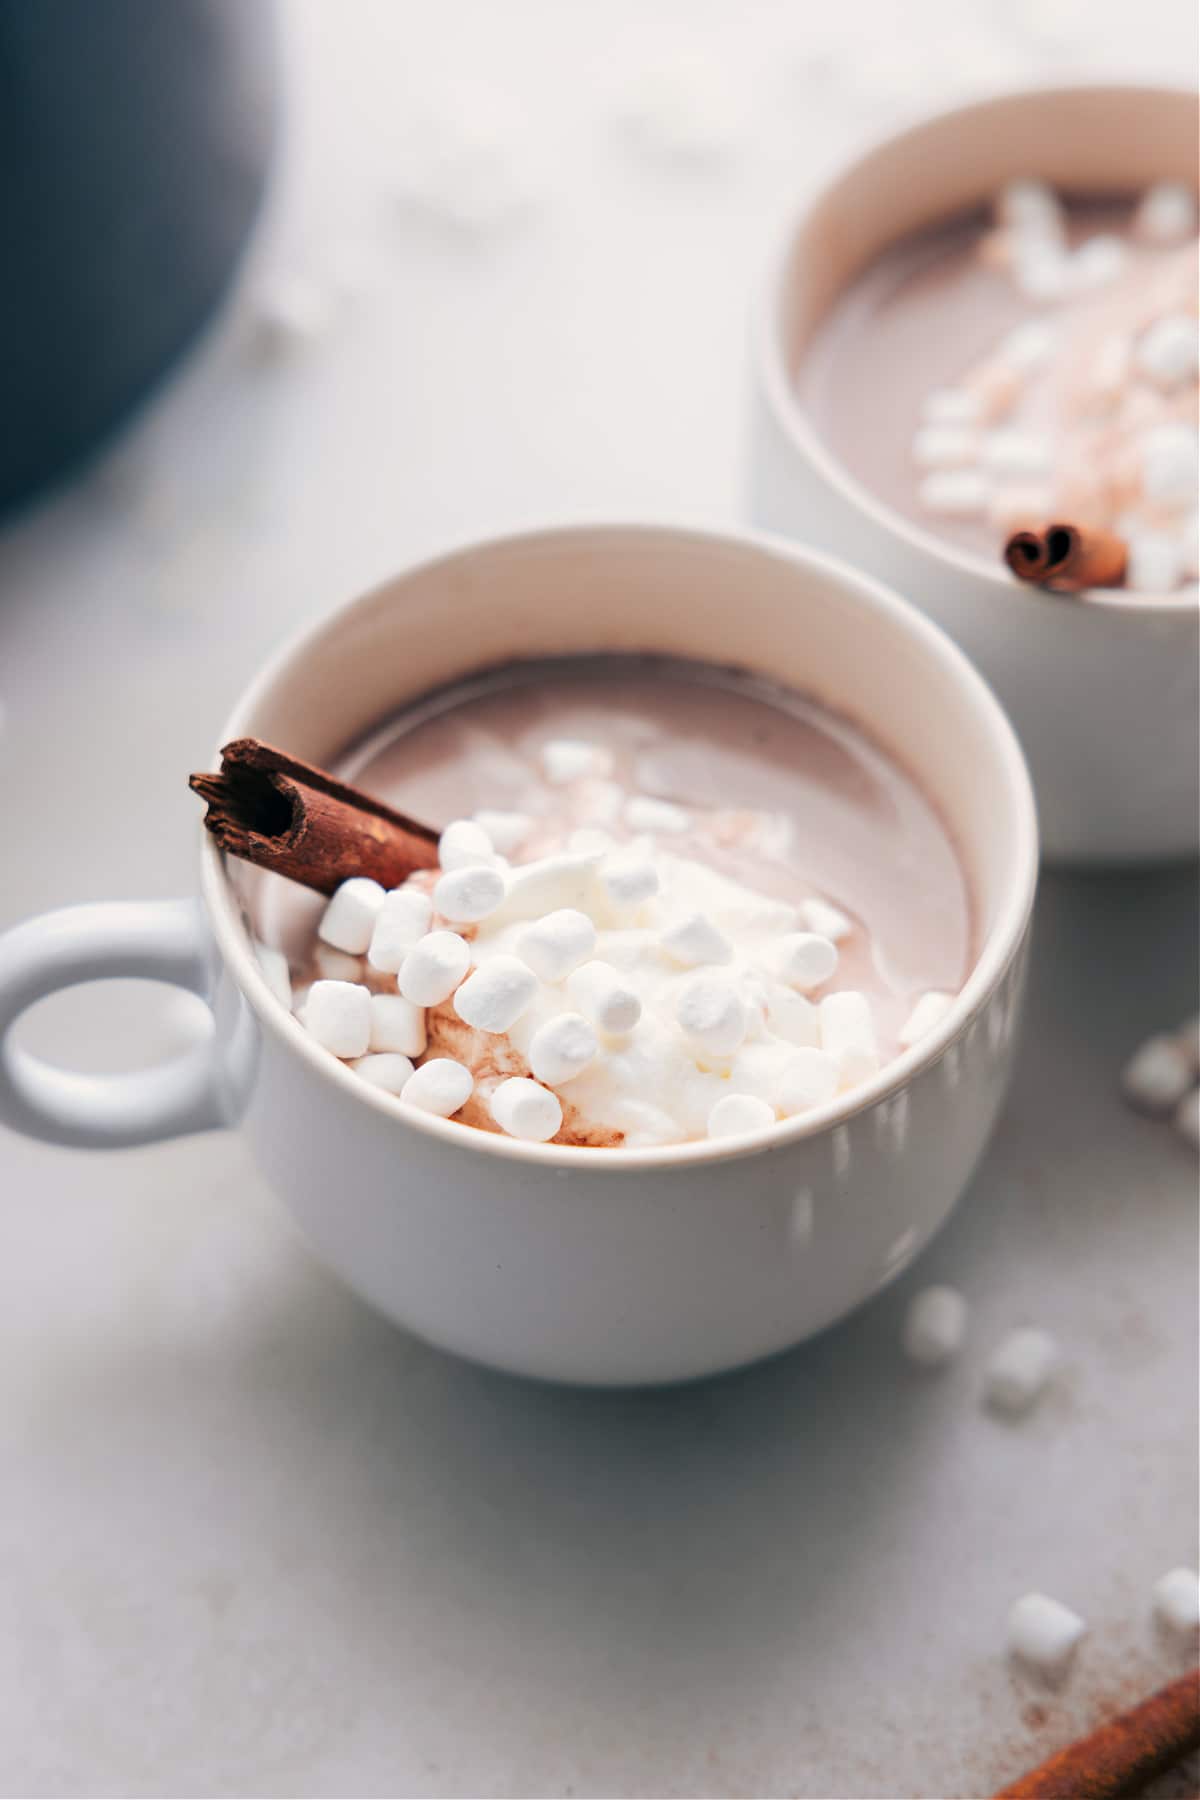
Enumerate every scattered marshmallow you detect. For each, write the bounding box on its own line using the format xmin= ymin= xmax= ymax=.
xmin=454 ymin=955 xmax=539 ymax=1032
xmin=1071 ymin=234 xmax=1127 ymax=291
xmin=351 ymin=1052 xmax=415 ymax=1094
xmin=602 ymin=850 xmax=660 ymax=907
xmin=566 ymin=960 xmax=642 ymax=1034
xmin=913 ymin=425 xmax=978 ymax=469
xmin=1134 ymin=182 xmax=1198 ymax=244
xmin=318 ymin=877 xmax=387 ymax=954
xmin=401 ymin=1057 xmax=474 ymax=1117
xmin=922 ymin=388 xmax=981 ymax=426
xmin=247 ymin=274 xmax=333 ymax=358
xmin=660 ymin=911 xmax=733 ymax=968
xmin=1174 ymin=1087 xmax=1200 ymax=1151
xmin=984 ymin=1327 xmax=1059 ymax=1415
xmin=490 ymin=1076 xmax=563 ymax=1142
xmin=303 ymin=980 xmax=372 ymax=1058
xmin=253 ymin=942 xmax=292 ymax=1010
xmin=707 ymin=1093 xmax=775 ymax=1139
xmin=438 ymin=818 xmax=495 ymax=871
xmin=540 ymin=738 xmax=612 ymax=785
xmin=902 ymin=1285 xmax=968 ymax=1367
xmin=1126 ymin=533 xmax=1184 ymax=593
xmin=998 ymin=318 xmax=1057 ymax=374
xmin=1007 ymin=1592 xmax=1086 ymax=1686
xmin=1141 ymin=423 xmax=1198 ymax=507
xmin=775 ymin=932 xmax=838 ymax=992
xmin=1133 ymin=315 xmax=1199 ymax=391
xmin=624 ymin=795 xmax=691 ymax=834
xmin=617 ymin=54 xmax=746 ymax=166
xmin=433 ymin=862 xmax=507 ymax=923
xmin=368 ymin=886 xmax=434 ymax=971
xmin=1121 ymin=1034 xmax=1195 ymax=1112
xmin=918 ymin=469 xmax=991 ymax=517
xmin=398 ymin=930 xmax=472 ymax=1006
xmin=980 ymin=429 xmax=1052 ymax=480
xmin=677 ymin=976 xmax=747 ymax=1057
xmin=800 ymin=897 xmax=853 ymax=942
xmin=819 ymin=990 xmax=879 ymax=1086
xmin=369 ymin=992 xmax=427 ymax=1057
xmin=528 ymin=1013 xmax=598 ymax=1086
xmin=516 ymin=909 xmax=597 ymax=982
xmin=472 ymin=809 xmax=533 ymax=856
xmin=899 ymin=991 xmax=954 ymax=1048
xmin=1152 ymin=1567 xmax=1200 ymax=1642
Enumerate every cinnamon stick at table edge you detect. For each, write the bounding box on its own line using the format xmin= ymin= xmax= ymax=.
xmin=1003 ymin=522 xmax=1129 ymax=594
xmin=190 ymin=738 xmax=439 ymax=896
xmin=993 ymin=1667 xmax=1200 ymax=1799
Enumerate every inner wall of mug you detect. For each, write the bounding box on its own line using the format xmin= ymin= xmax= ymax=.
xmin=778 ymin=85 xmax=1198 ymax=373
xmin=220 ymin=529 xmax=1028 ymax=959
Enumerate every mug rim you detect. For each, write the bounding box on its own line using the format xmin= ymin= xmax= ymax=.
xmin=198 ymin=521 xmax=1038 ymax=1170
xmin=751 ymin=79 xmax=1200 ymax=619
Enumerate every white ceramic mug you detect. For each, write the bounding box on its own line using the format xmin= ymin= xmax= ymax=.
xmin=0 ymin=526 xmax=1037 ymax=1384
xmin=749 ymin=83 xmax=1199 ymax=866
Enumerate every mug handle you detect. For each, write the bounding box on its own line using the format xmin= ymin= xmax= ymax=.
xmin=0 ymin=899 xmax=226 ymax=1149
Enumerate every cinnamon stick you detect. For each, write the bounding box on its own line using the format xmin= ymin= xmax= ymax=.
xmin=993 ymin=1668 xmax=1200 ymax=1799
xmin=189 ymin=738 xmax=439 ymax=895
xmin=1004 ymin=522 xmax=1129 ymax=594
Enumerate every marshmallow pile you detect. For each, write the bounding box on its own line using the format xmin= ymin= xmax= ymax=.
xmin=284 ymin=757 xmax=953 ymax=1147
xmin=914 ymin=179 xmax=1199 ymax=593
xmin=1120 ymin=1015 xmax=1200 ymax=1151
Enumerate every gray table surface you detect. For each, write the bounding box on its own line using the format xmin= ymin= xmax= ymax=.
xmin=1 ymin=3 xmax=1197 ymax=1794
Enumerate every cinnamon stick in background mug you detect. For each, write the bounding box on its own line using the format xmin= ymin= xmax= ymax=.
xmin=1004 ymin=523 xmax=1130 ymax=594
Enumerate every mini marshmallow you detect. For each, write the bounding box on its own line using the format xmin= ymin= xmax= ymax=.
xmin=568 ymin=827 xmax=617 ymax=856
xmin=398 ymin=930 xmax=471 ymax=1006
xmin=566 ymin=960 xmax=642 ymax=1034
xmin=774 ymin=932 xmax=838 ymax=993
xmin=997 ymin=318 xmax=1057 ymax=374
xmin=602 ymin=851 xmax=660 ymax=907
xmin=676 ymin=977 xmax=747 ymax=1058
xmin=1134 ymin=181 xmax=1198 ymax=243
xmin=1126 ymin=533 xmax=1184 ymax=594
xmin=1013 ymin=240 xmax=1070 ymax=303
xmin=528 ymin=1012 xmax=598 ymax=1086
xmin=318 ymin=877 xmax=387 ymax=954
xmin=1141 ymin=423 xmax=1198 ymax=507
xmin=314 ymin=944 xmax=363 ymax=983
xmin=1071 ymin=234 xmax=1127 ymax=290
xmin=1090 ymin=332 xmax=1131 ymax=403
xmin=987 ymin=485 xmax=1054 ymax=532
xmin=765 ymin=985 xmax=819 ymax=1048
xmin=707 ymin=1093 xmax=775 ymax=1139
xmin=490 ymin=1076 xmax=562 ymax=1141
xmin=303 ymin=979 xmax=372 ymax=1058
xmin=801 ymin=897 xmax=853 ymax=942
xmin=980 ymin=429 xmax=1052 ymax=480
xmin=819 ymin=991 xmax=879 ymax=1086
xmin=984 ymin=1327 xmax=1059 ymax=1415
xmin=472 ymin=808 xmax=533 ymax=855
xmin=624 ymin=795 xmax=691 ymax=834
xmin=770 ymin=1046 xmax=840 ymax=1114
xmin=1122 ymin=1034 xmax=1195 ymax=1113
xmin=900 ymin=991 xmax=954 ymax=1048
xmin=369 ymin=992 xmax=427 ymax=1057
xmin=1174 ymin=1088 xmax=1200 ymax=1151
xmin=438 ymin=818 xmax=495 ymax=871
xmin=351 ymin=1052 xmax=415 ymax=1094
xmin=368 ymin=886 xmax=434 ymax=971
xmin=918 ymin=469 xmax=990 ymax=517
xmin=454 ymin=955 xmax=539 ymax=1032
xmin=401 ymin=1057 xmax=474 ymax=1117
xmin=902 ymin=1285 xmax=968 ymax=1367
xmin=253 ymin=943 xmax=292 ymax=1009
xmin=1007 ymin=1593 xmax=1086 ymax=1686
xmin=433 ymin=862 xmax=507 ymax=923
xmin=496 ymin=851 xmax=603 ymax=923
xmin=922 ymin=388 xmax=981 ymax=426
xmin=1133 ymin=315 xmax=1199 ymax=391
xmin=516 ymin=909 xmax=597 ymax=982
xmin=540 ymin=738 xmax=612 ymax=784
xmin=1152 ymin=1567 xmax=1200 ymax=1641
xmin=660 ymin=911 xmax=733 ymax=968
xmin=912 ymin=425 xmax=978 ymax=469
xmin=997 ymin=179 xmax=1064 ymax=239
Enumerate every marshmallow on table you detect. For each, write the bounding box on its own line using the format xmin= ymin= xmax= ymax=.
xmin=318 ymin=877 xmax=386 ymax=954
xmin=454 ymin=956 xmax=539 ymax=1032
xmin=902 ymin=1285 xmax=968 ymax=1367
xmin=351 ymin=1052 xmax=415 ymax=1094
xmin=398 ymin=930 xmax=471 ymax=1006
xmin=491 ymin=1076 xmax=563 ymax=1141
xmin=303 ymin=979 xmax=372 ymax=1058
xmin=1133 ymin=315 xmax=1199 ymax=391
xmin=253 ymin=942 xmax=292 ymax=1009
xmin=516 ymin=909 xmax=597 ymax=982
xmin=401 ymin=1057 xmax=474 ymax=1117
xmin=566 ymin=959 xmax=642 ymax=1034
xmin=438 ymin=818 xmax=496 ymax=871
xmin=368 ymin=886 xmax=434 ymax=971
xmin=707 ymin=1093 xmax=775 ymax=1139
xmin=1126 ymin=534 xmax=1184 ymax=594
xmin=1007 ymin=1593 xmax=1087 ymax=1686
xmin=899 ymin=991 xmax=954 ymax=1048
xmin=774 ymin=932 xmax=838 ymax=993
xmin=369 ymin=993 xmax=427 ymax=1057
xmin=624 ymin=795 xmax=690 ymax=835
xmin=1174 ymin=1088 xmax=1200 ymax=1151
xmin=801 ymin=897 xmax=853 ymax=942
xmin=1152 ymin=1567 xmax=1200 ymax=1642
xmin=819 ymin=991 xmax=879 ymax=1086
xmin=472 ymin=809 xmax=533 ymax=855
xmin=434 ymin=863 xmax=507 ymax=923
xmin=660 ymin=911 xmax=733 ymax=968
xmin=1121 ymin=1034 xmax=1195 ymax=1113
xmin=540 ymin=738 xmax=612 ymax=785
xmin=984 ymin=1327 xmax=1058 ymax=1415
xmin=528 ymin=1013 xmax=598 ymax=1086
xmin=676 ymin=976 xmax=747 ymax=1058
xmin=1134 ymin=182 xmax=1198 ymax=244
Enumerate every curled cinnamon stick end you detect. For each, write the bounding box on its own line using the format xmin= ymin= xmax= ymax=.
xmin=189 ymin=738 xmax=439 ymax=896
xmin=1003 ymin=522 xmax=1129 ymax=594
xmin=993 ymin=1668 xmax=1200 ymax=1800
